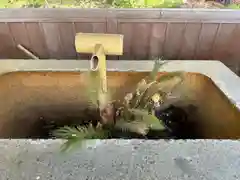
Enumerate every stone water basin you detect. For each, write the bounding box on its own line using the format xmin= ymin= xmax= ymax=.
xmin=0 ymin=60 xmax=239 ymax=139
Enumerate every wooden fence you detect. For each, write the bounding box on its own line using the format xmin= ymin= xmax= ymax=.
xmin=0 ymin=9 xmax=240 ymax=73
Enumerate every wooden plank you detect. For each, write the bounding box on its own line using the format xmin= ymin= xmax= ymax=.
xmin=58 ymin=23 xmax=77 ymax=59
xmin=8 ymin=22 xmax=31 ymax=59
xmin=0 ymin=23 xmax=19 ymax=59
xmin=107 ymin=18 xmax=118 ymax=34
xmin=74 ymin=22 xmax=93 ymax=60
xmin=0 ymin=9 xmax=107 ymax=22
xmin=195 ymin=23 xmax=219 ymax=60
xmin=25 ymin=22 xmax=49 ymax=59
xmin=107 ymin=18 xmax=118 ymax=60
xmin=225 ymin=24 xmax=240 ymax=70
xmin=118 ymin=23 xmax=133 ymax=60
xmin=159 ymin=9 xmax=240 ymax=23
xmin=132 ymin=23 xmax=151 ymax=60
xmin=1 ymin=9 xmax=240 ymax=23
xmin=178 ymin=23 xmax=202 ymax=60
xmin=41 ymin=22 xmax=62 ymax=59
xmin=0 ymin=9 xmax=161 ymax=22
xmin=92 ymin=23 xmax=106 ymax=33
xmin=163 ymin=23 xmax=186 ymax=60
xmin=212 ymin=23 xmax=237 ymax=61
xmin=149 ymin=23 xmax=167 ymax=59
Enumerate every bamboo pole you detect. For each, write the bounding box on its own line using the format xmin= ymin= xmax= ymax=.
xmin=17 ymin=44 xmax=39 ymax=60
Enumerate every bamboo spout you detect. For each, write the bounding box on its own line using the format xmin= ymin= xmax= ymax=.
xmin=90 ymin=44 xmax=107 ymax=94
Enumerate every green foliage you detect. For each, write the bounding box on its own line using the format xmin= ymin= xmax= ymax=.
xmin=227 ymin=4 xmax=240 ymax=9
xmin=0 ymin=0 xmax=239 ymax=9
xmin=0 ymin=0 xmax=46 ymax=7
xmin=53 ymin=125 xmax=109 ymax=152
xmin=112 ymin=0 xmax=183 ymax=8
xmin=53 ymin=58 xmax=185 ymax=152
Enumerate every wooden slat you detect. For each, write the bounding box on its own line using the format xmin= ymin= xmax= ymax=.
xmin=1 ymin=9 xmax=240 ymax=23
xmin=58 ymin=23 xmax=77 ymax=59
xmin=1 ymin=9 xmax=240 ymax=63
xmin=118 ymin=23 xmax=133 ymax=60
xmin=195 ymin=23 xmax=219 ymax=60
xmin=41 ymin=23 xmax=62 ymax=59
xmin=225 ymin=24 xmax=240 ymax=71
xmin=212 ymin=23 xmax=237 ymax=61
xmin=0 ymin=9 xmax=161 ymax=22
xmin=159 ymin=9 xmax=240 ymax=23
xmin=107 ymin=18 xmax=118 ymax=60
xmin=149 ymin=23 xmax=167 ymax=59
xmin=132 ymin=23 xmax=151 ymax=60
xmin=178 ymin=23 xmax=202 ymax=60
xmin=74 ymin=22 xmax=93 ymax=60
xmin=107 ymin=18 xmax=118 ymax=33
xmin=92 ymin=23 xmax=106 ymax=33
xmin=8 ymin=22 xmax=31 ymax=59
xmin=25 ymin=22 xmax=49 ymax=59
xmin=163 ymin=23 xmax=186 ymax=60
xmin=0 ymin=23 xmax=19 ymax=59
xmin=74 ymin=22 xmax=93 ymax=33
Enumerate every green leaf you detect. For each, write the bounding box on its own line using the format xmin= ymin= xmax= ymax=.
xmin=133 ymin=81 xmax=157 ymax=108
xmin=149 ymin=58 xmax=167 ymax=81
xmin=53 ymin=125 xmax=109 ymax=152
xmin=115 ymin=118 xmax=149 ymax=135
xmin=60 ymin=138 xmax=83 ymax=153
xmin=129 ymin=108 xmax=165 ymax=131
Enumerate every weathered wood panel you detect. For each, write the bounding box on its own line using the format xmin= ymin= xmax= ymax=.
xmin=149 ymin=23 xmax=167 ymax=59
xmin=163 ymin=23 xmax=186 ymax=60
xmin=118 ymin=23 xmax=133 ymax=60
xmin=0 ymin=23 xmax=18 ymax=59
xmin=224 ymin=24 xmax=240 ymax=74
xmin=195 ymin=23 xmax=219 ymax=60
xmin=25 ymin=22 xmax=49 ymax=59
xmin=178 ymin=23 xmax=202 ymax=60
xmin=212 ymin=24 xmax=237 ymax=61
xmin=132 ymin=23 xmax=151 ymax=60
xmin=8 ymin=22 xmax=32 ymax=59
xmin=41 ymin=23 xmax=62 ymax=59
xmin=0 ymin=9 xmax=240 ymax=73
xmin=58 ymin=23 xmax=77 ymax=59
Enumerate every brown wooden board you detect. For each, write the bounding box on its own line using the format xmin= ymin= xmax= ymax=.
xmin=0 ymin=23 xmax=19 ymax=59
xmin=8 ymin=22 xmax=32 ymax=59
xmin=163 ymin=23 xmax=186 ymax=60
xmin=178 ymin=23 xmax=202 ymax=60
xmin=149 ymin=23 xmax=167 ymax=60
xmin=0 ymin=9 xmax=240 ymax=73
xmin=224 ymin=24 xmax=240 ymax=74
xmin=106 ymin=18 xmax=119 ymax=60
xmin=212 ymin=24 xmax=237 ymax=61
xmin=195 ymin=23 xmax=219 ymax=60
xmin=132 ymin=23 xmax=151 ymax=60
xmin=25 ymin=22 xmax=49 ymax=59
xmin=118 ymin=23 xmax=133 ymax=60
xmin=41 ymin=22 xmax=62 ymax=59
xmin=58 ymin=23 xmax=77 ymax=59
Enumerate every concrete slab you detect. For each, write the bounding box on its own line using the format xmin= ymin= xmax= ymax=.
xmin=0 ymin=139 xmax=240 ymax=180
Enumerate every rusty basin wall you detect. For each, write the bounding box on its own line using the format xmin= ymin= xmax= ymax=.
xmin=0 ymin=9 xmax=240 ymax=73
